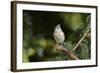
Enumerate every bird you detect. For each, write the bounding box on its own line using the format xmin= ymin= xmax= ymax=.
xmin=53 ymin=24 xmax=65 ymax=46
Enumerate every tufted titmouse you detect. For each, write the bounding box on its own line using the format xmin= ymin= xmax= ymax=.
xmin=53 ymin=24 xmax=65 ymax=46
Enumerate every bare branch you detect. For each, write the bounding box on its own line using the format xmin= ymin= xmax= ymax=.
xmin=72 ymin=28 xmax=90 ymax=51
xmin=56 ymin=45 xmax=79 ymax=60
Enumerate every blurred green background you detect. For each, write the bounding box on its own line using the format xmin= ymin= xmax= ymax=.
xmin=23 ymin=10 xmax=91 ymax=62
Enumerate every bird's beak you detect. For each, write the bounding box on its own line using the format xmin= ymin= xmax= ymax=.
xmin=54 ymin=27 xmax=55 ymax=30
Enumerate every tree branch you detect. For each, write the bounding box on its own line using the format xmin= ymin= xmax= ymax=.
xmin=56 ymin=45 xmax=79 ymax=60
xmin=72 ymin=28 xmax=90 ymax=51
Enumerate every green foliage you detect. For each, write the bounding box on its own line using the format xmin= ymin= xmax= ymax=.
xmin=23 ymin=10 xmax=91 ymax=62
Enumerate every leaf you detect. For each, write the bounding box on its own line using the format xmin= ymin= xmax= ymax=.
xmin=79 ymin=43 xmax=90 ymax=59
xmin=65 ymin=41 xmax=74 ymax=51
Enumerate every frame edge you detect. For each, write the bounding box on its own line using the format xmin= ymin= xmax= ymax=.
xmin=11 ymin=1 xmax=17 ymax=72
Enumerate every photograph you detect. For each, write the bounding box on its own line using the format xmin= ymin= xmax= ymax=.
xmin=11 ymin=1 xmax=97 ymax=72
xmin=23 ymin=10 xmax=91 ymax=62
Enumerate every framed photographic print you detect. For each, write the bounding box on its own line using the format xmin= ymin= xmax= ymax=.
xmin=11 ymin=1 xmax=98 ymax=72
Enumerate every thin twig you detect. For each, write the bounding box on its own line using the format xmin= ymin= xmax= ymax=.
xmin=56 ymin=45 xmax=79 ymax=60
xmin=72 ymin=28 xmax=90 ymax=51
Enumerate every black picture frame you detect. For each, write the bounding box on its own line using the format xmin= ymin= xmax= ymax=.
xmin=11 ymin=1 xmax=98 ymax=72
